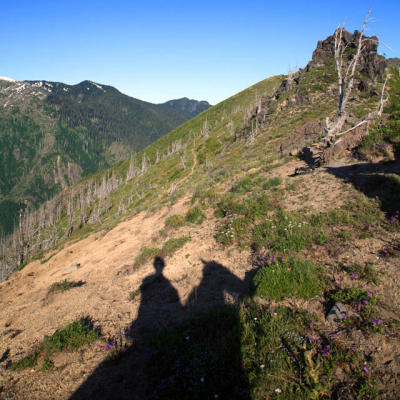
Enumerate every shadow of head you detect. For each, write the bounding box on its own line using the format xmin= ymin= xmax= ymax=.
xmin=153 ymin=256 xmax=165 ymax=274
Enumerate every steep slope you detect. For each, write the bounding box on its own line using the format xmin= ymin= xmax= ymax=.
xmin=0 ymin=78 xmax=210 ymax=234
xmin=1 ymin=31 xmax=400 ymax=399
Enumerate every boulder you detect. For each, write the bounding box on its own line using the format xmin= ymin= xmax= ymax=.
xmin=326 ymin=302 xmax=348 ymax=323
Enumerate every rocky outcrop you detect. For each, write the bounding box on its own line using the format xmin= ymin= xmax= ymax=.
xmin=280 ymin=120 xmax=326 ymax=155
xmin=299 ymin=119 xmax=371 ymax=168
xmin=307 ymin=30 xmax=386 ymax=81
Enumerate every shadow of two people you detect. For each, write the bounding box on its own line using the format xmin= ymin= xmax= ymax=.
xmin=70 ymin=257 xmax=258 ymax=400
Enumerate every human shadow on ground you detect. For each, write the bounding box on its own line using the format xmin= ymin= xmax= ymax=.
xmin=325 ymin=157 xmax=400 ymax=218
xmin=70 ymin=258 xmax=258 ymax=400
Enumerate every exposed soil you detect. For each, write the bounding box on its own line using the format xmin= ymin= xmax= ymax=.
xmin=1 ymin=156 xmax=400 ymax=399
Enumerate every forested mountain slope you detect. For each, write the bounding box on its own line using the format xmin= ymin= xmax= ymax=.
xmin=0 ymin=78 xmax=210 ymax=234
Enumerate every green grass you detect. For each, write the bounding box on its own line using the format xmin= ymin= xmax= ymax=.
xmin=251 ymin=209 xmax=329 ymax=252
xmin=41 ymin=359 xmax=54 ymax=371
xmin=326 ymin=288 xmax=381 ymax=333
xmin=41 ymin=318 xmax=97 ymax=355
xmin=341 ymin=262 xmax=379 ymax=284
xmin=231 ymin=176 xmax=262 ymax=194
xmin=47 ymin=279 xmax=85 ymax=295
xmin=145 ymin=302 xmax=359 ymax=399
xmin=263 ymin=176 xmax=282 ymax=190
xmin=185 ymin=207 xmax=206 ymax=224
xmin=165 ymin=214 xmax=185 ymax=228
xmin=252 ymin=258 xmax=323 ymax=301
xmin=11 ymin=318 xmax=97 ymax=371
xmin=215 ymin=196 xmax=379 ymax=250
xmin=11 ymin=350 xmax=39 ymax=371
xmin=134 ymin=236 xmax=191 ymax=267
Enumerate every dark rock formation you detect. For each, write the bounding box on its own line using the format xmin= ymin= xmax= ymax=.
xmin=307 ymin=30 xmax=386 ymax=81
xmin=280 ymin=120 xmax=326 ymax=154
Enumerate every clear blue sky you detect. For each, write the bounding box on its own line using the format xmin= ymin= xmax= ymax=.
xmin=1 ymin=0 xmax=399 ymax=104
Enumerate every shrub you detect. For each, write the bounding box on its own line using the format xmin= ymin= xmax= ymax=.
xmin=134 ymin=237 xmax=191 ymax=266
xmin=11 ymin=318 xmax=97 ymax=371
xmin=185 ymin=207 xmax=205 ymax=224
xmin=162 ymin=237 xmax=191 ymax=256
xmin=47 ymin=279 xmax=85 ymax=295
xmin=165 ymin=214 xmax=185 ymax=228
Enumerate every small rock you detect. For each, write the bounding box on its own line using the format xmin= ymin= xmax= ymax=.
xmin=326 ymin=302 xmax=347 ymax=323
xmin=66 ymin=263 xmax=81 ymax=273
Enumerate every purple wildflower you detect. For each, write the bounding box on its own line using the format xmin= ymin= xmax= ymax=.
xmin=351 ymin=273 xmax=358 ymax=279
xmin=367 ymin=291 xmax=372 ymax=297
xmin=362 ymin=299 xmax=368 ymax=305
xmin=368 ymin=224 xmax=372 ymax=231
xmin=363 ymin=366 xmax=369 ymax=373
xmin=338 ymin=276 xmax=344 ymax=283
xmin=372 ymin=319 xmax=381 ymax=325
xmin=331 ymin=333 xmax=337 ymax=339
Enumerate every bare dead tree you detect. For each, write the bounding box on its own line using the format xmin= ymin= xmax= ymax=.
xmin=246 ymin=120 xmax=257 ymax=147
xmin=201 ymin=118 xmax=210 ymax=139
xmin=227 ymin=119 xmax=235 ymax=137
xmin=168 ymin=182 xmax=177 ymax=196
xmin=287 ymin=65 xmax=294 ymax=89
xmin=378 ymin=75 xmax=389 ymax=117
xmin=126 ymin=158 xmax=139 ymax=181
xmin=117 ymin=200 xmax=127 ymax=216
xmin=324 ymin=8 xmax=372 ymax=143
xmin=180 ymin=151 xmax=187 ymax=170
xmin=141 ymin=153 xmax=149 ymax=174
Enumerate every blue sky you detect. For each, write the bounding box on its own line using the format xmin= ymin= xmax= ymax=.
xmin=1 ymin=0 xmax=399 ymax=104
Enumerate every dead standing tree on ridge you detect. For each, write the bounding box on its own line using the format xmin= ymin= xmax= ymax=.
xmin=302 ymin=8 xmax=389 ymax=169
xmin=324 ymin=8 xmax=372 ymax=145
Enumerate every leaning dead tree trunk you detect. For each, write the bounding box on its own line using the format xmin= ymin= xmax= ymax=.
xmin=324 ymin=8 xmax=372 ymax=145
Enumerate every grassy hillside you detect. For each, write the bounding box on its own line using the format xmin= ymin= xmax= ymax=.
xmin=0 ymin=79 xmax=210 ymax=234
xmin=1 ymin=32 xmax=400 ymax=400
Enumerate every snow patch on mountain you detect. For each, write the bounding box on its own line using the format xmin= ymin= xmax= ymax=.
xmin=0 ymin=76 xmax=16 ymax=82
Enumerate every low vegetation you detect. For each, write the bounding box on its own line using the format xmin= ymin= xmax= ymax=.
xmin=252 ymin=258 xmax=323 ymax=301
xmin=11 ymin=318 xmax=97 ymax=371
xmin=134 ymin=236 xmax=191 ymax=267
xmin=47 ymin=279 xmax=85 ymax=295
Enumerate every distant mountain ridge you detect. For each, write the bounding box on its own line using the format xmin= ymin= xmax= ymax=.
xmin=161 ymin=97 xmax=211 ymax=119
xmin=0 ymin=78 xmax=210 ymax=234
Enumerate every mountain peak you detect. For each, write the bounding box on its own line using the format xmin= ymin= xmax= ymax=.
xmin=307 ymin=29 xmax=386 ymax=80
xmin=161 ymin=97 xmax=211 ymax=119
